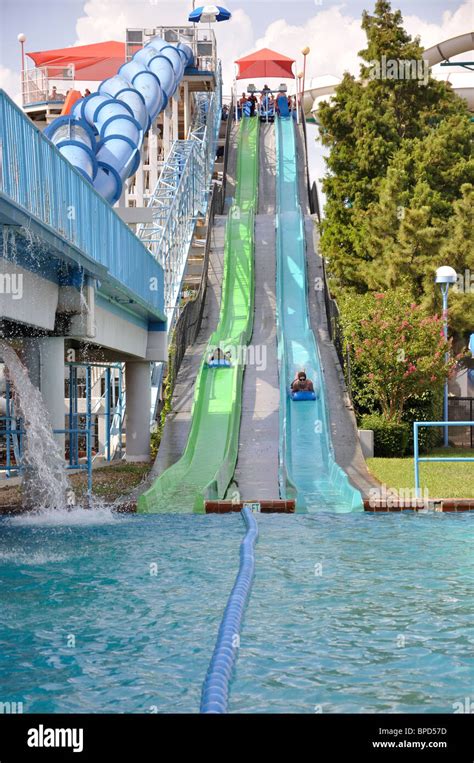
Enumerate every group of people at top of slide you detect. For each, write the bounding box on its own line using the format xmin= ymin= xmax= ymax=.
xmin=237 ymin=85 xmax=295 ymax=118
xmin=48 ymin=86 xmax=91 ymax=102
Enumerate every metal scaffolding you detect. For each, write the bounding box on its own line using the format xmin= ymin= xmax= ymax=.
xmin=137 ymin=63 xmax=222 ymax=330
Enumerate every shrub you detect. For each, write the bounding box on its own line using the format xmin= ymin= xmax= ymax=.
xmin=339 ymin=289 xmax=454 ymax=422
xmin=403 ymin=390 xmax=444 ymax=454
xmin=360 ymin=413 xmax=410 ymax=457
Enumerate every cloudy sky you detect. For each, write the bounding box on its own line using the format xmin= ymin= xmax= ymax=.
xmin=0 ymin=0 xmax=472 ymax=101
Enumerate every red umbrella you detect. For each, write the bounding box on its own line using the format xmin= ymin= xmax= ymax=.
xmin=27 ymin=41 xmax=126 ymax=82
xmin=235 ymin=48 xmax=295 ymax=80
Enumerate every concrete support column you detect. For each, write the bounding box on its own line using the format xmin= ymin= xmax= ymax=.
xmin=125 ymin=361 xmax=151 ymax=462
xmin=38 ymin=337 xmax=66 ymax=455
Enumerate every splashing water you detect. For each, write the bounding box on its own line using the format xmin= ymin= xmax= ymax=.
xmin=0 ymin=340 xmax=73 ymax=510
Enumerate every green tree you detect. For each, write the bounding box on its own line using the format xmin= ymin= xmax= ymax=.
xmin=318 ymin=0 xmax=471 ymax=293
xmin=439 ymin=184 xmax=474 ymax=338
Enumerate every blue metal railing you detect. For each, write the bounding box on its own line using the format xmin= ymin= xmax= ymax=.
xmin=137 ymin=62 xmax=222 ymax=328
xmin=200 ymin=507 xmax=258 ymax=713
xmin=0 ymin=363 xmax=125 ymax=494
xmin=0 ymin=380 xmax=23 ymax=477
xmin=0 ymin=89 xmax=164 ymax=318
xmin=413 ymin=421 xmax=474 ymax=497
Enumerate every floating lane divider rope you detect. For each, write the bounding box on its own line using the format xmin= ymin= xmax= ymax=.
xmin=200 ymin=506 xmax=259 ymax=713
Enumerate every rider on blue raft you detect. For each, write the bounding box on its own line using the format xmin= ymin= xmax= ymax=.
xmin=290 ymin=369 xmax=316 ymax=400
xmin=207 ymin=347 xmax=232 ymax=368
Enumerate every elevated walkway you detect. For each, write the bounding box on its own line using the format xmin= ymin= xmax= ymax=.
xmin=0 ymin=89 xmax=165 ymax=355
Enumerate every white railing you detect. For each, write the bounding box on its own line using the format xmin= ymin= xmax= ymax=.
xmin=22 ymin=64 xmax=76 ymax=106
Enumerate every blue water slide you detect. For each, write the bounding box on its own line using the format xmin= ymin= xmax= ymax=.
xmin=43 ymin=116 xmax=98 ymax=183
xmin=275 ymin=116 xmax=363 ymax=513
xmin=44 ymin=36 xmax=194 ymax=205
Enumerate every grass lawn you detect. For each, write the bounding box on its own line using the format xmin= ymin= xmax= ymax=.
xmin=367 ymin=448 xmax=474 ymax=499
xmin=0 ymin=462 xmax=151 ymax=512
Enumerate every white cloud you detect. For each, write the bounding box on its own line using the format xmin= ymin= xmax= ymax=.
xmin=75 ymin=0 xmax=192 ymax=44
xmin=0 ymin=65 xmax=22 ymax=105
xmin=213 ymin=9 xmax=254 ymax=93
xmin=72 ymin=0 xmax=472 ymax=96
xmin=404 ymin=1 xmax=473 ymax=50
xmin=74 ymin=0 xmax=253 ymax=91
xmin=249 ymin=1 xmax=472 ymax=92
xmin=254 ymin=8 xmax=365 ymax=86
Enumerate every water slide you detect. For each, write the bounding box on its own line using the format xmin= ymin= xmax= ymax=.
xmin=275 ymin=116 xmax=362 ymax=513
xmin=138 ymin=117 xmax=259 ymax=513
xmin=43 ymin=36 xmax=194 ymax=204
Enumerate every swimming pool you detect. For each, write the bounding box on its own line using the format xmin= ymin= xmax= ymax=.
xmin=230 ymin=511 xmax=473 ymax=713
xmin=0 ymin=509 xmax=472 ymax=713
xmin=0 ymin=509 xmax=242 ymax=713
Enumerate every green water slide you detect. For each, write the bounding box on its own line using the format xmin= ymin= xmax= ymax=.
xmin=138 ymin=118 xmax=259 ymax=513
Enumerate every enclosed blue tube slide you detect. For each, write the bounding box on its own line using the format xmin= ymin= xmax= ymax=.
xmin=44 ymin=36 xmax=194 ymax=204
xmin=275 ymin=115 xmax=363 ymax=513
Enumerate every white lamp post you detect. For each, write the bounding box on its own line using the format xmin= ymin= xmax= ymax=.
xmin=301 ymin=46 xmax=310 ymax=117
xmin=435 ymin=265 xmax=457 ymax=447
xmin=18 ymin=33 xmax=26 ymax=102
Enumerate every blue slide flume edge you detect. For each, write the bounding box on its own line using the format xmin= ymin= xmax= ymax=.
xmin=275 ymin=115 xmax=363 ymax=512
xmin=200 ymin=507 xmax=258 ymax=713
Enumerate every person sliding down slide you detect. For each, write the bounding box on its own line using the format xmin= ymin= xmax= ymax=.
xmin=291 ymin=370 xmax=316 ymax=400
xmin=207 ymin=347 xmax=231 ymax=367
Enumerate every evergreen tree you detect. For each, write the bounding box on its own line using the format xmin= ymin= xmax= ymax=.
xmin=439 ymin=185 xmax=474 ymax=338
xmin=318 ymin=0 xmax=471 ymax=296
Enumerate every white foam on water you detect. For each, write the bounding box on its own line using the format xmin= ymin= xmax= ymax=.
xmin=5 ymin=505 xmax=120 ymax=527
xmin=0 ymin=549 xmax=68 ymax=565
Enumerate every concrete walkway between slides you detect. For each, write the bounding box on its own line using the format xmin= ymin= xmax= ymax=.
xmin=230 ymin=123 xmax=280 ymax=501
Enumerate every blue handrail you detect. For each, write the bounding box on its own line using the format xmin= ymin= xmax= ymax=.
xmin=413 ymin=421 xmax=474 ymax=497
xmin=200 ymin=507 xmax=258 ymax=713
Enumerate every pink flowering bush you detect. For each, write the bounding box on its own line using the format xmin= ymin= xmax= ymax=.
xmin=339 ymin=289 xmax=457 ymax=422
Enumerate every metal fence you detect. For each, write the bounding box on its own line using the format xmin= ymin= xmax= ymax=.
xmin=167 ymin=181 xmax=220 ymax=394
xmin=22 ymin=64 xmax=75 ymax=106
xmin=301 ymin=110 xmax=321 ymax=220
xmin=0 ymin=363 xmax=124 ymax=491
xmin=299 ymin=107 xmax=347 ymax=388
xmin=219 ymin=97 xmax=234 ymax=213
xmin=126 ymin=26 xmax=217 ymax=73
xmin=448 ymin=397 xmax=474 ymax=447
xmin=137 ymin=64 xmax=222 ymax=329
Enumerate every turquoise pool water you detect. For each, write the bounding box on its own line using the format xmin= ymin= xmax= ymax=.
xmin=0 ymin=509 xmax=242 ymax=713
xmin=231 ymin=511 xmax=474 ymax=713
xmin=0 ymin=509 xmax=472 ymax=713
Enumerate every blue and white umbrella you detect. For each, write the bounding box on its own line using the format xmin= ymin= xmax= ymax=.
xmin=189 ymin=5 xmax=232 ymax=24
